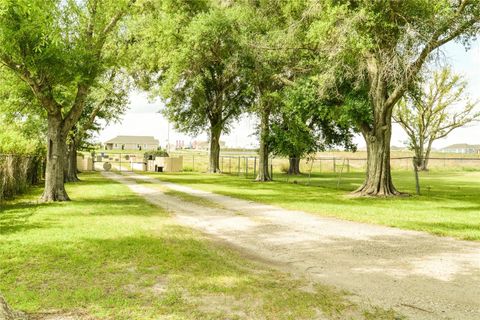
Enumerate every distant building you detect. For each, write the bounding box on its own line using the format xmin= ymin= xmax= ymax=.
xmin=104 ymin=135 xmax=159 ymax=151
xmin=440 ymin=144 xmax=480 ymax=154
xmin=176 ymin=140 xmax=185 ymax=149
xmin=191 ymin=140 xmax=226 ymax=150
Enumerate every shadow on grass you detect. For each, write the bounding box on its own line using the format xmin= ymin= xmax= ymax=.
xmin=3 ymin=230 xmax=403 ymax=319
xmin=0 ymin=176 xmax=162 ymax=236
xmin=0 ymin=201 xmax=54 ymax=235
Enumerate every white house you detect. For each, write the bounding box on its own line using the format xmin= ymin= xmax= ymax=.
xmin=440 ymin=144 xmax=480 ymax=154
xmin=104 ymin=136 xmax=159 ymax=151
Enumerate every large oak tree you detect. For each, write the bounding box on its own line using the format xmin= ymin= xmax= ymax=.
xmin=0 ymin=0 xmax=136 ymax=201
xmin=310 ymin=0 xmax=480 ymax=196
xmin=132 ymin=2 xmax=253 ymax=173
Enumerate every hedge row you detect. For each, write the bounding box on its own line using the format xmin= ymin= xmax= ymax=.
xmin=0 ymin=154 xmax=43 ymax=200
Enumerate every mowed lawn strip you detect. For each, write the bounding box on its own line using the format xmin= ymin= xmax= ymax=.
xmin=140 ymin=171 xmax=480 ymax=241
xmin=0 ymin=173 xmax=398 ymax=320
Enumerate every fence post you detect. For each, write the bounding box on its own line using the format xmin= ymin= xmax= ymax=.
xmin=413 ymin=157 xmax=420 ymax=195
xmin=347 ymin=159 xmax=350 ymax=173
xmin=221 ymin=156 xmax=224 ymax=172
xmin=238 ymin=157 xmax=241 ymax=176
xmin=270 ymin=162 xmax=273 ymax=181
xmin=245 ymin=157 xmax=248 ymax=177
xmin=253 ymin=157 xmax=257 ymax=177
xmin=333 ymin=158 xmax=336 ymax=173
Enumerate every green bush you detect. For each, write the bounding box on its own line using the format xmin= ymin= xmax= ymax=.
xmin=143 ymin=149 xmax=169 ymax=162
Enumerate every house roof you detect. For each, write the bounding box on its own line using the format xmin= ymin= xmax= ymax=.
xmin=441 ymin=143 xmax=480 ymax=150
xmin=105 ymin=135 xmax=159 ymax=145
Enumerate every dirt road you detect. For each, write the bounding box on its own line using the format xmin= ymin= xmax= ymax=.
xmin=104 ymin=171 xmax=480 ymax=320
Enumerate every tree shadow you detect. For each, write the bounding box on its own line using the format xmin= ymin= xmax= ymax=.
xmin=0 ymin=201 xmax=54 ymax=235
xmin=0 ymin=233 xmax=262 ymax=317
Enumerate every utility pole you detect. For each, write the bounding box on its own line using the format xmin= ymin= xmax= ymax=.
xmin=167 ymin=121 xmax=170 ymax=153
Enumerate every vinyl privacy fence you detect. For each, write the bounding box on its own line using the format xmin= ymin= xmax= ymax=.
xmin=0 ymin=154 xmax=43 ymax=200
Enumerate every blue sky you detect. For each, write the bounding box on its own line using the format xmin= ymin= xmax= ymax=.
xmin=98 ymin=40 xmax=480 ymax=150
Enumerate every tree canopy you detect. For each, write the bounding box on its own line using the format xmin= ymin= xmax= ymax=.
xmin=0 ymin=0 xmax=136 ymax=201
xmin=270 ymin=79 xmax=356 ymax=174
xmin=304 ymin=0 xmax=480 ymax=195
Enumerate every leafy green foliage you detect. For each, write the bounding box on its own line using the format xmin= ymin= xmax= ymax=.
xmin=0 ymin=123 xmax=41 ymax=155
xmin=144 ymin=149 xmax=169 ymax=162
xmin=0 ymin=69 xmax=45 ymax=155
xmin=160 ymin=8 xmax=253 ymax=136
xmin=270 ymin=79 xmax=357 ymax=159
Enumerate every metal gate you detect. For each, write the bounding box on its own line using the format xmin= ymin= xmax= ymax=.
xmin=92 ymin=152 xmax=146 ymax=172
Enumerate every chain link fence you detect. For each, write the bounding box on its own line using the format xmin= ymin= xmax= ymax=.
xmin=0 ymin=154 xmax=44 ymax=200
xmin=90 ymin=150 xmax=480 ymax=195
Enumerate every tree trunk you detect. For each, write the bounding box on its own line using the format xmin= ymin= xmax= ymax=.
xmin=413 ymin=148 xmax=424 ymax=171
xmin=256 ymin=107 xmax=271 ymax=181
xmin=419 ymin=140 xmax=434 ymax=171
xmin=288 ymin=156 xmax=301 ymax=175
xmin=209 ymin=125 xmax=222 ymax=173
xmin=42 ymin=115 xmax=70 ymax=202
xmin=354 ymin=115 xmax=400 ymax=196
xmin=64 ymin=136 xmax=80 ymax=182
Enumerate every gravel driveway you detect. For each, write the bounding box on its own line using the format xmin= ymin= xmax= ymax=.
xmin=104 ymin=171 xmax=480 ymax=320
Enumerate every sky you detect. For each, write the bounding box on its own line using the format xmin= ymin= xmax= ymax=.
xmin=97 ymin=40 xmax=480 ymax=150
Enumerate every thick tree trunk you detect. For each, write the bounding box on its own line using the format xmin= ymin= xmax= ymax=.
xmin=209 ymin=125 xmax=222 ymax=173
xmin=354 ymin=110 xmax=400 ymax=196
xmin=65 ymin=136 xmax=80 ymax=182
xmin=288 ymin=156 xmax=301 ymax=175
xmin=42 ymin=115 xmax=70 ymax=202
xmin=256 ymin=107 xmax=271 ymax=181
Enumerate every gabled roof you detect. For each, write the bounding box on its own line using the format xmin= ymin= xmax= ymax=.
xmin=441 ymin=143 xmax=480 ymax=150
xmin=105 ymin=135 xmax=159 ymax=145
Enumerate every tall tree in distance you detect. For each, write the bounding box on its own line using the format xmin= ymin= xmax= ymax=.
xmin=242 ymin=0 xmax=316 ymax=181
xmin=309 ymin=1 xmax=480 ymax=196
xmin=138 ymin=6 xmax=253 ymax=173
xmin=394 ymin=67 xmax=479 ymax=171
xmin=270 ymin=79 xmax=356 ymax=175
xmin=0 ymin=0 xmax=136 ymax=201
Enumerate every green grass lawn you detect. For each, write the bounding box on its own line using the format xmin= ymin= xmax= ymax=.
xmin=141 ymin=170 xmax=480 ymax=241
xmin=0 ymin=173 xmax=397 ymax=320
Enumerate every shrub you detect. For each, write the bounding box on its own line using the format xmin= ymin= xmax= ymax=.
xmin=144 ymin=149 xmax=169 ymax=162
